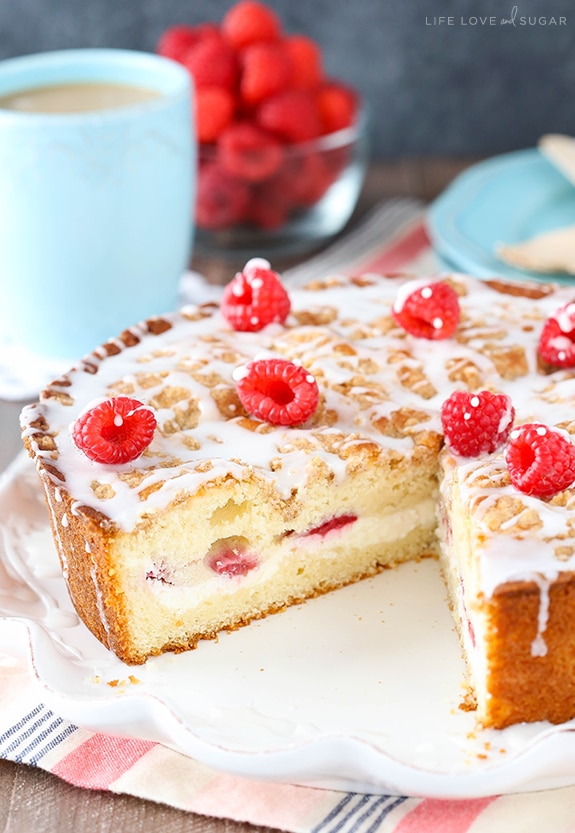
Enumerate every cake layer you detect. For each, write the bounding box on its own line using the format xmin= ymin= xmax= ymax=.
xmin=20 ymin=270 xmax=575 ymax=728
xmin=51 ymin=462 xmax=438 ymax=662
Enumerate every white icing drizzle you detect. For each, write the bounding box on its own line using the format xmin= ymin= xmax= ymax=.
xmin=529 ymin=573 xmax=557 ymax=657
xmin=20 ymin=272 xmax=575 ymax=622
xmin=37 ymin=471 xmax=70 ymax=579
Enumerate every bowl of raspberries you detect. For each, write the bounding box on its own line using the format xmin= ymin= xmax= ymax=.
xmin=157 ymin=0 xmax=369 ymax=257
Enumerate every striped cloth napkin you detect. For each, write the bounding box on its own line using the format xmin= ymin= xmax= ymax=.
xmin=3 ymin=198 xmax=575 ymax=832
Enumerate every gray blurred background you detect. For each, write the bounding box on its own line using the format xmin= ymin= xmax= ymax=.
xmin=0 ymin=0 xmax=572 ymax=159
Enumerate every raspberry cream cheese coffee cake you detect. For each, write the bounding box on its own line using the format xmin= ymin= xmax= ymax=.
xmin=20 ymin=259 xmax=575 ymax=730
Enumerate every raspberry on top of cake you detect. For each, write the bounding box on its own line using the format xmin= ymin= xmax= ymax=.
xmin=20 ymin=259 xmax=575 ymax=730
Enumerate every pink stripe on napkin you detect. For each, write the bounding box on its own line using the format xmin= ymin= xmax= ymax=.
xmin=393 ymin=796 xmax=498 ymax=833
xmin=51 ymin=733 xmax=156 ymax=790
xmin=355 ymin=222 xmax=432 ymax=274
xmin=186 ymin=772 xmax=325 ymax=827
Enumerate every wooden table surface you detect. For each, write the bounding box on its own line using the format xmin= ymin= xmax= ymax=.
xmin=0 ymin=157 xmax=478 ymax=832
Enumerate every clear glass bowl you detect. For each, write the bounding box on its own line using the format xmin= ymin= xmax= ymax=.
xmin=194 ymin=106 xmax=370 ymax=259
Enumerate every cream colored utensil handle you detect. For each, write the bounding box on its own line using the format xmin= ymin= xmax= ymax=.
xmin=539 ymin=134 xmax=575 ymax=186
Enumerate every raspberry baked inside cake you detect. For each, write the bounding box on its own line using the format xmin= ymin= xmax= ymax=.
xmin=20 ymin=260 xmax=575 ymax=730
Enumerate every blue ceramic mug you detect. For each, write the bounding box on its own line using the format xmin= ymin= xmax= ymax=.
xmin=0 ymin=49 xmax=195 ymax=360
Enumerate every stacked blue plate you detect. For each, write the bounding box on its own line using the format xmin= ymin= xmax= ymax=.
xmin=427 ymin=148 xmax=575 ymax=284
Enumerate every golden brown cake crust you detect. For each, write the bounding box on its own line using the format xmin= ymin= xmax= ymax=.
xmin=486 ymin=575 xmax=575 ymax=728
xmin=38 ymin=472 xmax=131 ymax=657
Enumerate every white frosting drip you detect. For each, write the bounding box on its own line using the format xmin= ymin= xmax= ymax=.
xmin=529 ymin=572 xmax=555 ymax=657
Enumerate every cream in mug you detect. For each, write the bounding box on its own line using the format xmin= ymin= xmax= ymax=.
xmin=0 ymin=81 xmax=162 ymax=113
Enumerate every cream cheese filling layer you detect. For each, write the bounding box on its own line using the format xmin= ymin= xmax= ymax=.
xmin=144 ymin=498 xmax=437 ymax=610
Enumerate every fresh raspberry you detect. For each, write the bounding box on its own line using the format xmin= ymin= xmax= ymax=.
xmin=218 ymin=121 xmax=283 ymax=182
xmin=233 ymin=358 xmax=319 ymax=426
xmin=206 ymin=544 xmax=260 ymax=577
xmin=196 ymin=87 xmax=235 ymax=143
xmin=239 ymin=41 xmax=292 ymax=106
xmin=305 ymin=514 xmax=357 ymax=537
xmin=156 ymin=23 xmax=221 ymax=64
xmin=538 ymin=302 xmax=575 ymax=368
xmin=222 ymin=0 xmax=282 ymax=50
xmin=72 ymin=397 xmax=157 ymax=464
xmin=317 ymin=81 xmax=358 ymax=133
xmin=391 ymin=279 xmax=461 ymax=340
xmin=221 ymin=259 xmax=291 ymax=331
xmin=183 ymin=36 xmax=238 ymax=90
xmin=323 ymin=144 xmax=352 ymax=179
xmin=256 ymin=89 xmax=322 ymax=143
xmin=440 ymin=390 xmax=515 ymax=457
xmin=505 ymin=423 xmax=575 ymax=497
xmin=189 ymin=22 xmax=221 ymax=42
xmin=249 ymin=151 xmax=334 ymax=224
xmin=156 ymin=25 xmax=197 ymax=63
xmin=157 ymin=25 xmax=202 ymax=63
xmin=196 ymin=162 xmax=250 ymax=230
xmin=276 ymin=150 xmax=334 ymax=207
xmin=248 ymin=186 xmax=290 ymax=229
xmin=284 ymin=35 xmax=323 ymax=90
